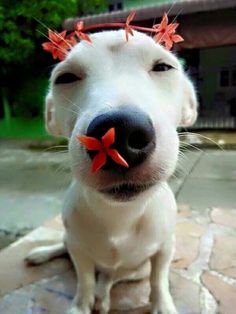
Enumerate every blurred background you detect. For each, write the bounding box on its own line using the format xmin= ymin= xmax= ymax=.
xmin=0 ymin=0 xmax=236 ymax=248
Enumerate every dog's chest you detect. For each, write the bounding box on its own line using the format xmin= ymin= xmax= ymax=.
xmin=68 ymin=209 xmax=161 ymax=270
xmin=104 ymin=227 xmax=160 ymax=269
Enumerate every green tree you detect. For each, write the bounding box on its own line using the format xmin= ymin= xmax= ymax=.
xmin=0 ymin=0 xmax=107 ymax=119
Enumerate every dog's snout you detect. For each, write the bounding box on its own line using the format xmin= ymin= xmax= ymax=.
xmin=86 ymin=106 xmax=156 ymax=171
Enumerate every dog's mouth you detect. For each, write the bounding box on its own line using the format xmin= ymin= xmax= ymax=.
xmin=100 ymin=181 xmax=155 ymax=201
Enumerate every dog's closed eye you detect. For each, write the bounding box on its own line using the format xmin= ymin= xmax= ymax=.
xmin=152 ymin=63 xmax=174 ymax=72
xmin=55 ymin=73 xmax=81 ymax=84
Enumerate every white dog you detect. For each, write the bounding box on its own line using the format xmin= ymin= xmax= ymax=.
xmin=25 ymin=30 xmax=197 ymax=314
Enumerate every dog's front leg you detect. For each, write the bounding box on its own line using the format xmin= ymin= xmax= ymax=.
xmin=67 ymin=244 xmax=95 ymax=314
xmin=150 ymin=237 xmax=177 ymax=314
xmin=95 ymin=272 xmax=113 ymax=314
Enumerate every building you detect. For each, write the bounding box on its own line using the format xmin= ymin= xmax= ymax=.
xmin=64 ymin=0 xmax=236 ymax=129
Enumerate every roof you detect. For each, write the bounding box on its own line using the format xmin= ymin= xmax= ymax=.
xmin=64 ymin=0 xmax=236 ymax=30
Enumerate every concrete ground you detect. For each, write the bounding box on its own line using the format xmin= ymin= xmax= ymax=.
xmin=0 ymin=140 xmax=236 ymax=249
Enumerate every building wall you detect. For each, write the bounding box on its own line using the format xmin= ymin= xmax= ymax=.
xmin=199 ymin=45 xmax=236 ymax=116
xmin=123 ymin=0 xmax=174 ymax=10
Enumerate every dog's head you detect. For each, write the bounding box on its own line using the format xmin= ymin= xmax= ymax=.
xmin=45 ymin=30 xmax=197 ymax=202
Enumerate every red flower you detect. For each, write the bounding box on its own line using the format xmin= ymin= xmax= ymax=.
xmin=42 ymin=30 xmax=76 ymax=61
xmin=74 ymin=21 xmax=92 ymax=43
xmin=125 ymin=11 xmax=136 ymax=41
xmin=153 ymin=13 xmax=184 ymax=50
xmin=77 ymin=128 xmax=129 ymax=173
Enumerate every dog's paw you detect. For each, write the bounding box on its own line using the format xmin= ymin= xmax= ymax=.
xmin=151 ymin=301 xmax=178 ymax=314
xmin=94 ymin=298 xmax=110 ymax=314
xmin=67 ymin=306 xmax=90 ymax=314
xmin=24 ymin=247 xmax=51 ymax=265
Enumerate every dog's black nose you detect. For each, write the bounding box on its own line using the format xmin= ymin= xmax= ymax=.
xmin=86 ymin=106 xmax=156 ymax=171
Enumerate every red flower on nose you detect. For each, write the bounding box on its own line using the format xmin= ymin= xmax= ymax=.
xmin=77 ymin=128 xmax=129 ymax=173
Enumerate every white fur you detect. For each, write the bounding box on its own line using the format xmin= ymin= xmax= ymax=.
xmin=26 ymin=30 xmax=197 ymax=314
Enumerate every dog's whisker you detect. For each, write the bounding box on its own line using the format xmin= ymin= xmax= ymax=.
xmin=171 ymin=8 xmax=183 ymax=25
xmin=51 ymin=150 xmax=69 ymax=155
xmin=170 ymin=172 xmax=179 ymax=180
xmin=179 ymin=140 xmax=204 ymax=153
xmin=34 ymin=17 xmax=51 ymax=31
xmin=53 ymin=163 xmax=71 ymax=175
xmin=42 ymin=146 xmax=68 ymax=153
xmin=57 ymin=103 xmax=80 ymax=116
xmin=150 ymin=0 xmax=178 ymax=39
xmin=166 ymin=0 xmax=178 ymax=17
xmin=159 ymin=181 xmax=171 ymax=194
xmin=178 ymin=132 xmax=224 ymax=151
xmin=178 ymin=150 xmax=188 ymax=159
xmin=37 ymin=29 xmax=69 ymax=56
xmin=177 ymin=155 xmax=190 ymax=172
xmin=60 ymin=95 xmax=82 ymax=113
xmin=178 ymin=154 xmax=190 ymax=167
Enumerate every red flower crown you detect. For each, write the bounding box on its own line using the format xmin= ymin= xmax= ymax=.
xmin=42 ymin=12 xmax=184 ymax=61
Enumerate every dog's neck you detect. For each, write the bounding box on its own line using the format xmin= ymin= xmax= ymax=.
xmin=76 ymin=182 xmax=162 ymax=234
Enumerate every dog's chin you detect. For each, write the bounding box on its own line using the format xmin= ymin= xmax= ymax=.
xmin=99 ymin=181 xmax=156 ymax=202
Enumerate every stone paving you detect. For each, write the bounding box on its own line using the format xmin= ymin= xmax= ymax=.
xmin=173 ymin=205 xmax=236 ymax=313
xmin=0 ymin=205 xmax=236 ymax=313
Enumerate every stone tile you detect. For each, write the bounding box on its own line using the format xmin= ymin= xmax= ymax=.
xmin=0 ymin=270 xmax=150 ymax=313
xmin=211 ymin=207 xmax=236 ymax=229
xmin=172 ymin=222 xmax=205 ymax=269
xmin=177 ymin=204 xmax=192 ymax=219
xmin=210 ymin=235 xmax=236 ymax=278
xmin=0 ymin=271 xmax=75 ymax=314
xmin=0 ymin=227 xmax=69 ymax=297
xmin=201 ymin=271 xmax=236 ymax=314
xmin=176 ymin=222 xmax=205 ymax=238
xmin=110 ymin=279 xmax=150 ymax=311
xmin=170 ymin=272 xmax=201 ymax=314
xmin=0 ymin=266 xmax=202 ymax=314
xmin=0 ymin=217 xmax=150 ymax=312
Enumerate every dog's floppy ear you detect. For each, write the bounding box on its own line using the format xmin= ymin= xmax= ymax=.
xmin=45 ymin=93 xmax=62 ymax=136
xmin=179 ymin=77 xmax=198 ymax=127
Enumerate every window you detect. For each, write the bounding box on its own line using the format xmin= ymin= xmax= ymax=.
xmin=219 ymin=66 xmax=236 ymax=87
xmin=108 ymin=4 xmax=114 ymax=12
xmin=117 ymin=2 xmax=123 ymax=10
xmin=220 ymin=69 xmax=229 ymax=87
xmin=231 ymin=68 xmax=236 ymax=86
xmin=108 ymin=1 xmax=123 ymax=12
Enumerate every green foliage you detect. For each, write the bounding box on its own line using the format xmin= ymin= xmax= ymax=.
xmin=0 ymin=0 xmax=108 ymax=65
xmin=11 ymin=76 xmax=48 ymax=118
xmin=0 ymin=0 xmax=107 ymax=124
xmin=0 ymin=0 xmax=78 ymax=65
xmin=77 ymin=0 xmax=107 ymax=15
